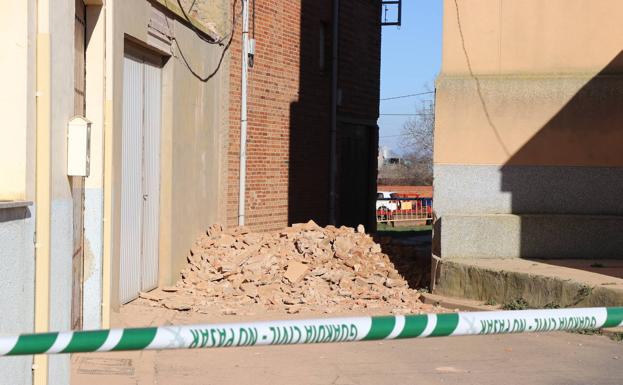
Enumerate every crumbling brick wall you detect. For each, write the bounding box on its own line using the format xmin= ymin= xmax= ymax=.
xmin=179 ymin=0 xmax=231 ymax=37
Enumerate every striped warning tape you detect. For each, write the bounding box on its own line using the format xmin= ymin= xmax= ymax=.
xmin=1 ymin=307 xmax=621 ymax=356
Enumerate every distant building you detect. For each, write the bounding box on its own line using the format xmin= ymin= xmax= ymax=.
xmin=378 ymin=146 xmax=406 ymax=168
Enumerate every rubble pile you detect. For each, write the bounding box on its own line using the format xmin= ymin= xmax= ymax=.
xmin=141 ymin=221 xmax=426 ymax=315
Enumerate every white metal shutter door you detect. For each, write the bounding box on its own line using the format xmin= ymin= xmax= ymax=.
xmin=119 ymin=55 xmax=144 ymax=304
xmin=141 ymin=62 xmax=161 ymax=292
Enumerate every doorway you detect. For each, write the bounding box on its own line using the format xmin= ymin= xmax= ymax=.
xmin=119 ymin=47 xmax=162 ymax=304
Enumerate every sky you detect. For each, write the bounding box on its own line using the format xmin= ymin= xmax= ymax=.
xmin=378 ymin=0 xmax=443 ymax=154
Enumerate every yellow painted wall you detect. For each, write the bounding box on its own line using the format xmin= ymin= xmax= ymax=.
xmin=0 ymin=1 xmax=35 ymax=200
xmin=441 ymin=0 xmax=623 ymax=76
xmin=436 ymin=0 xmax=623 ymax=167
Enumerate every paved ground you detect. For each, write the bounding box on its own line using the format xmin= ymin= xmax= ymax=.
xmin=539 ymin=259 xmax=623 ymax=280
xmin=72 ymin=302 xmax=622 ymax=385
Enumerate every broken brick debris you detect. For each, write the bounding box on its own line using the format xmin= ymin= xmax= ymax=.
xmin=142 ymin=220 xmax=424 ymax=315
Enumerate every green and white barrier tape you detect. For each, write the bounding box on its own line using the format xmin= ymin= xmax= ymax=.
xmin=1 ymin=307 xmax=621 ymax=356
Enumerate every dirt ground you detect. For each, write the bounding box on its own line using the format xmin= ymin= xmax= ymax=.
xmin=71 ymin=301 xmax=622 ymax=385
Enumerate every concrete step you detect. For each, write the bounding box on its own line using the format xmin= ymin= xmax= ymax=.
xmin=420 ymin=292 xmax=501 ymax=312
xmin=431 ymin=257 xmax=623 ymax=307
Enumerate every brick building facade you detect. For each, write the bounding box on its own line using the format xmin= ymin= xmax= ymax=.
xmin=227 ymin=0 xmax=382 ymax=231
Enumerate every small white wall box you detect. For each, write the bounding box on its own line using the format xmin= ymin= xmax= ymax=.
xmin=67 ymin=116 xmax=91 ymax=177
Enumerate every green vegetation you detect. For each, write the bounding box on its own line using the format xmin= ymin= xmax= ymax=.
xmin=610 ymin=332 xmax=623 ymax=342
xmin=502 ymin=297 xmax=530 ymax=310
xmin=486 ymin=297 xmax=621 ymax=342
xmin=571 ymin=328 xmax=601 ymax=336
xmin=543 ymin=302 xmax=560 ymax=309
xmin=484 ymin=299 xmax=498 ymax=306
xmin=590 ymin=263 xmax=606 ymax=268
xmin=573 ymin=285 xmax=593 ymax=305
xmin=570 ymin=329 xmax=623 ymax=342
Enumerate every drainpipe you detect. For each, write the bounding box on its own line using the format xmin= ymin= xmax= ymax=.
xmin=238 ymin=0 xmax=249 ymax=226
xmin=328 ymin=0 xmax=339 ymax=225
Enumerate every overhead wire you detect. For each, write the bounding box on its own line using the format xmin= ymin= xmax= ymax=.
xmin=187 ymin=0 xmax=198 ymax=13
xmin=380 ymin=91 xmax=434 ymax=101
xmin=379 ymin=113 xmax=434 ymax=116
xmin=252 ymin=0 xmax=256 ymax=39
xmin=163 ymin=0 xmax=240 ymax=82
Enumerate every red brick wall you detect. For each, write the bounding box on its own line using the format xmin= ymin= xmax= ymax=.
xmin=227 ymin=0 xmax=381 ymax=231
xmin=338 ymin=0 xmax=381 ymax=119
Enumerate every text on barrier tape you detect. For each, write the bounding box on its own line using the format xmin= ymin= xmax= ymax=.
xmin=0 ymin=307 xmax=621 ymax=356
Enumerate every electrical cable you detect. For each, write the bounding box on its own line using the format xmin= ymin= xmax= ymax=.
xmin=188 ymin=0 xmax=197 ymax=13
xmin=163 ymin=0 xmax=239 ymax=82
xmin=380 ymin=91 xmax=434 ymax=101
xmin=379 ymin=113 xmax=434 ymax=116
xmin=171 ymin=32 xmax=233 ymax=82
xmin=252 ymin=0 xmax=256 ymax=39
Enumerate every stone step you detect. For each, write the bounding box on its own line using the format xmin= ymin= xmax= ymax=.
xmin=431 ymin=257 xmax=623 ymax=307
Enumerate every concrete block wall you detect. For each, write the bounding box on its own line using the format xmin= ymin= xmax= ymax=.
xmin=435 ymin=214 xmax=623 ymax=259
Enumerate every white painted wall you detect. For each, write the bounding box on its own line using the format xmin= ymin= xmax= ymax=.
xmin=47 ymin=0 xmax=76 ymax=383
xmin=0 ymin=206 xmax=36 ymax=385
xmin=83 ymin=3 xmax=106 ymax=330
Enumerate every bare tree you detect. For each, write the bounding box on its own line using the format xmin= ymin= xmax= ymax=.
xmin=399 ymin=99 xmax=434 ymax=185
xmin=377 ymin=95 xmax=435 ymax=186
xmin=401 ymin=100 xmax=434 ymax=157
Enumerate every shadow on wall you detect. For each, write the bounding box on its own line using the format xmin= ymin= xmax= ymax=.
xmin=288 ymin=0 xmax=379 ymax=230
xmin=500 ymin=50 xmax=623 ymax=259
xmin=288 ymin=1 xmax=332 ymax=227
xmin=0 ymin=206 xmax=32 ymax=223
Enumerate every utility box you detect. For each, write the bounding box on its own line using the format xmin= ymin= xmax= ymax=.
xmin=67 ymin=116 xmax=91 ymax=177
